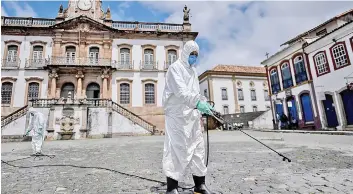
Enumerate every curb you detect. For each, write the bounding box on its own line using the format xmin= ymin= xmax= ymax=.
xmin=254 ymin=129 xmax=353 ymax=136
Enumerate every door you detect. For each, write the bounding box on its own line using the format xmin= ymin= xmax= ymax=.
xmin=275 ymin=102 xmax=283 ymax=117
xmin=300 ymin=93 xmax=314 ymax=123
xmin=340 ymin=90 xmax=353 ymax=125
xmin=86 ymin=83 xmax=100 ymax=99
xmin=322 ymin=94 xmax=339 ymax=127
xmin=287 ymin=97 xmax=297 ymax=121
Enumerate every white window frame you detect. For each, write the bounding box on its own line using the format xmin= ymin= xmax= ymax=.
xmin=221 ymin=88 xmax=228 ymax=100
xmin=314 ymin=52 xmax=329 ymax=75
xmin=331 ymin=43 xmax=349 ymax=69
xmin=251 ymin=89 xmax=256 ymax=101
xmin=223 ymin=105 xmax=229 ymax=115
xmin=167 ymin=50 xmax=177 ymax=66
xmin=120 ymin=83 xmax=130 ymax=104
xmin=240 ymin=105 xmax=245 ymax=113
xmin=252 ymin=106 xmax=258 ymax=112
xmin=238 ymin=88 xmax=244 ymax=100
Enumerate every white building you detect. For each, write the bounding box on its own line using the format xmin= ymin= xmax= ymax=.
xmin=1 ymin=1 xmax=196 ymax=140
xmin=304 ymin=21 xmax=353 ymax=130
xmin=261 ymin=9 xmax=353 ymax=130
xmin=198 ymin=65 xmax=271 ymax=115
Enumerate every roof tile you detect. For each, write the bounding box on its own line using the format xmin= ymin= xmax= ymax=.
xmin=212 ymin=65 xmax=266 ymax=74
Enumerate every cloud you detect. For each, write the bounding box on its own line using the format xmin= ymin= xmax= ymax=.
xmin=111 ymin=2 xmax=134 ymax=21
xmin=4 ymin=1 xmax=37 ymax=17
xmin=1 ymin=6 xmax=8 ymax=16
xmin=141 ymin=1 xmax=353 ymax=74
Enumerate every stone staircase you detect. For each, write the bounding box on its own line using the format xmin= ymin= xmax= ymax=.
xmin=1 ymin=99 xmax=158 ymax=142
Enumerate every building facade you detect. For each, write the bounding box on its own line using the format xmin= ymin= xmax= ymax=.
xmin=262 ymin=9 xmax=353 ymax=130
xmin=304 ymin=21 xmax=353 ymax=130
xmin=199 ymin=65 xmax=271 ymax=115
xmin=1 ymin=0 xmax=197 ymax=135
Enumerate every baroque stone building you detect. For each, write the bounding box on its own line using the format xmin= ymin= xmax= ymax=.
xmin=1 ymin=0 xmax=196 ymax=140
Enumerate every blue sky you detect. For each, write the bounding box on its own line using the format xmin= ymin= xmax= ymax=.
xmin=2 ymin=1 xmax=353 ymax=74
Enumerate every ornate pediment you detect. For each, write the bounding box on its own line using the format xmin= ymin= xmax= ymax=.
xmin=51 ymin=16 xmax=113 ymax=32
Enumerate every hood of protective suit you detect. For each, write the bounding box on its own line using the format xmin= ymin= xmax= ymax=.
xmin=180 ymin=40 xmax=199 ymax=67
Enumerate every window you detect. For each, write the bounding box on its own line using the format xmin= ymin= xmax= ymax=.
xmin=240 ymin=106 xmax=245 ymax=113
xmin=252 ymin=106 xmax=258 ymax=112
xmin=33 ymin=46 xmax=43 ymax=62
xmin=221 ymin=88 xmax=228 ymax=100
xmin=204 ymin=89 xmax=208 ymax=98
xmin=27 ymin=82 xmax=39 ymax=101
xmin=144 ymin=49 xmax=154 ymax=68
xmin=223 ymin=105 xmax=229 ymax=115
xmin=167 ymin=50 xmax=177 ymax=67
xmin=66 ymin=46 xmax=76 ymax=64
xmin=266 ymin=106 xmax=271 ymax=110
xmin=330 ymin=42 xmax=350 ymax=69
xmin=89 ymin=47 xmax=99 ymax=64
xmin=313 ymin=52 xmax=330 ymax=76
xmin=145 ymin=83 xmax=155 ymax=104
xmin=251 ymin=89 xmax=256 ymax=101
xmin=293 ymin=55 xmax=308 ymax=84
xmin=86 ymin=83 xmax=100 ymax=99
xmin=120 ymin=83 xmax=130 ymax=104
xmin=120 ymin=48 xmax=130 ymax=67
xmin=281 ymin=62 xmax=293 ymax=89
xmin=238 ymin=88 xmax=244 ymax=100
xmin=1 ymin=82 xmax=13 ymax=105
xmin=7 ymin=45 xmax=18 ymax=62
xmin=270 ymin=69 xmax=280 ymax=93
xmin=264 ymin=90 xmax=269 ymax=101
xmin=60 ymin=83 xmax=75 ymax=99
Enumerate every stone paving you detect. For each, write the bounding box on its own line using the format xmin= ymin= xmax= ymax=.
xmin=2 ymin=130 xmax=353 ymax=194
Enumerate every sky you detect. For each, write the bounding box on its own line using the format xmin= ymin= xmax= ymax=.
xmin=1 ymin=1 xmax=353 ymax=74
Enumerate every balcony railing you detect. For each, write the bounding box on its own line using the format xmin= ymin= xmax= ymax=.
xmin=112 ymin=21 xmax=183 ymax=32
xmin=114 ymin=61 xmax=134 ymax=70
xmin=2 ymin=58 xmax=20 ymax=68
xmin=141 ymin=61 xmax=158 ymax=70
xmin=295 ymin=72 xmax=308 ymax=84
xmin=47 ymin=57 xmax=114 ymax=66
xmin=25 ymin=59 xmax=47 ymax=68
xmin=282 ymin=78 xmax=293 ymax=89
xmin=2 ymin=16 xmax=56 ymax=27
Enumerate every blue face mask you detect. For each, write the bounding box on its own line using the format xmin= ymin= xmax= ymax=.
xmin=188 ymin=55 xmax=197 ymax=66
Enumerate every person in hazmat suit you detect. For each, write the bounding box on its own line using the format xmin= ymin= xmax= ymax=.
xmin=162 ymin=40 xmax=215 ymax=194
xmin=24 ymin=109 xmax=46 ymax=155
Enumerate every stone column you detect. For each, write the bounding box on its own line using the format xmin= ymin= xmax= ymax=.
xmin=49 ymin=69 xmax=59 ymax=99
xmin=75 ymin=70 xmax=84 ymax=99
xmin=101 ymin=69 xmax=110 ymax=99
xmin=232 ymin=76 xmax=239 ymax=113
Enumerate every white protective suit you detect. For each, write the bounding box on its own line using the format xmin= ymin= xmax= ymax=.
xmin=162 ymin=40 xmax=207 ymax=181
xmin=25 ymin=110 xmax=46 ymax=154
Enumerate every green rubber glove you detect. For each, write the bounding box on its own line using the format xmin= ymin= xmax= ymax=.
xmin=196 ymin=101 xmax=212 ymax=115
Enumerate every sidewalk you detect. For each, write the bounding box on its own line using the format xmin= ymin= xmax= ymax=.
xmin=255 ymin=129 xmax=353 ymax=136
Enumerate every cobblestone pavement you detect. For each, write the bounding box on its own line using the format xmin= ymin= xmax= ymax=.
xmin=2 ymin=131 xmax=353 ymax=194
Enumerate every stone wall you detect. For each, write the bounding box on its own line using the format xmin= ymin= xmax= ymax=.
xmin=127 ymin=106 xmax=165 ymax=131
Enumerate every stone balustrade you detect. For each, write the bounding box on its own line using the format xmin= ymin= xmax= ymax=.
xmin=1 ymin=16 xmax=184 ymax=32
xmin=47 ymin=57 xmax=113 ymax=66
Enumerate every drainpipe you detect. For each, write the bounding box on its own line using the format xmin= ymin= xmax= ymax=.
xmin=265 ymin=65 xmax=276 ymax=130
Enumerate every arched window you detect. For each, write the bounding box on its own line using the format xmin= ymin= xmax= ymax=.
xmin=65 ymin=46 xmax=76 ymax=64
xmin=281 ymin=62 xmax=293 ymax=89
xmin=6 ymin=45 xmax=18 ymax=65
xmin=1 ymin=82 xmax=13 ymax=105
xmin=252 ymin=106 xmax=258 ymax=112
xmin=330 ymin=42 xmax=350 ymax=69
xmin=143 ymin=49 xmax=154 ymax=69
xmin=270 ymin=69 xmax=280 ymax=93
xmin=120 ymin=48 xmax=130 ymax=67
xmin=293 ymin=55 xmax=308 ymax=84
xmin=33 ymin=46 xmax=43 ymax=62
xmin=120 ymin=83 xmax=130 ymax=104
xmin=86 ymin=82 xmax=100 ymax=99
xmin=60 ymin=83 xmax=75 ymax=99
xmin=89 ymin=47 xmax=99 ymax=64
xmin=313 ymin=52 xmax=330 ymax=76
xmin=28 ymin=82 xmax=39 ymax=101
xmin=167 ymin=50 xmax=177 ymax=67
xmin=223 ymin=105 xmax=229 ymax=115
xmin=145 ymin=83 xmax=155 ymax=104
